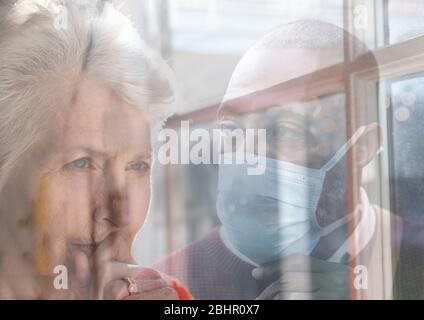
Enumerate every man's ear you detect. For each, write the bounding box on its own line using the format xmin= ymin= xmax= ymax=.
xmin=353 ymin=122 xmax=381 ymax=169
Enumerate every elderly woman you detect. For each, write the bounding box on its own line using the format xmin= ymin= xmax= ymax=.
xmin=0 ymin=0 xmax=190 ymax=299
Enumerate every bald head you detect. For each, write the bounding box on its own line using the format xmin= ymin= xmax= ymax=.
xmin=224 ymin=20 xmax=368 ymax=101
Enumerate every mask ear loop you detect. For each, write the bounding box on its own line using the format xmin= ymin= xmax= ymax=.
xmin=317 ymin=126 xmax=367 ymax=236
xmin=321 ymin=125 xmax=367 ymax=172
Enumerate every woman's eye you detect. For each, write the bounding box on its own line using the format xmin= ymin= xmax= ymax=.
xmin=126 ymin=161 xmax=149 ymax=171
xmin=66 ymin=157 xmax=93 ymax=170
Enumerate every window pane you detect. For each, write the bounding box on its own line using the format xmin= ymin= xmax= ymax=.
xmin=167 ymin=0 xmax=343 ymax=114
xmin=385 ymin=74 xmax=424 ymax=298
xmin=388 ymin=0 xmax=424 ymax=44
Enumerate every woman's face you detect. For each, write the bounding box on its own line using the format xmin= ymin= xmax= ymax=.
xmin=35 ymin=76 xmax=152 ymax=273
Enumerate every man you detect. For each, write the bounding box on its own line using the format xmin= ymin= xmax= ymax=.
xmin=155 ymin=20 xmax=404 ymax=300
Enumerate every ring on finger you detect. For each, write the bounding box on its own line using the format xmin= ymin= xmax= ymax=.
xmin=124 ymin=277 xmax=139 ymax=296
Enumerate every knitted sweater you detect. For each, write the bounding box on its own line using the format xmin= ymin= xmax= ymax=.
xmin=154 ymin=227 xmax=270 ymax=300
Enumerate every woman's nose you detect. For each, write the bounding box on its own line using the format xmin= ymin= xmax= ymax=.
xmin=103 ymin=191 xmax=128 ymax=228
xmin=94 ymin=165 xmax=130 ymax=229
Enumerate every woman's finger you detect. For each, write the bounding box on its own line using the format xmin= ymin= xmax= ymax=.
xmin=122 ymin=287 xmax=179 ymax=300
xmin=94 ymin=261 xmax=165 ymax=299
xmin=93 ymin=263 xmax=139 ymax=299
xmin=72 ymin=250 xmax=91 ymax=289
xmin=134 ymin=278 xmax=168 ymax=292
xmin=103 ymin=279 xmax=128 ymax=300
xmin=103 ymin=277 xmax=169 ymax=300
xmin=98 ymin=263 xmax=156 ymax=286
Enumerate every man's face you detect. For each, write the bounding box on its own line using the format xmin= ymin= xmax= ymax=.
xmin=218 ymin=91 xmax=358 ymax=231
xmin=35 ymin=76 xmax=152 ymax=272
xmin=215 ymin=28 xmax=381 ymax=263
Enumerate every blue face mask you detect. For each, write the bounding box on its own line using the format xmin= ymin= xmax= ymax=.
xmin=216 ymin=126 xmax=366 ymax=265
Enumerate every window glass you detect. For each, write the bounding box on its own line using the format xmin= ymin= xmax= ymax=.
xmin=387 ymin=0 xmax=424 ymax=44
xmin=385 ymin=74 xmax=424 ymax=298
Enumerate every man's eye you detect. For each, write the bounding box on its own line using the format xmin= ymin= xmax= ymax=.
xmin=67 ymin=157 xmax=93 ymax=170
xmin=219 ymin=120 xmax=244 ymax=140
xmin=269 ymin=124 xmax=303 ymax=140
xmin=126 ymin=161 xmax=149 ymax=171
xmin=219 ymin=120 xmax=241 ymax=132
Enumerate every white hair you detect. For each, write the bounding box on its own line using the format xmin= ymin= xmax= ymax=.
xmin=0 ymin=0 xmax=179 ymax=187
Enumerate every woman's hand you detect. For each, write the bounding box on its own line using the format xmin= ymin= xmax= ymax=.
xmin=69 ymin=234 xmax=179 ymax=300
xmin=100 ymin=263 xmax=179 ymax=300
